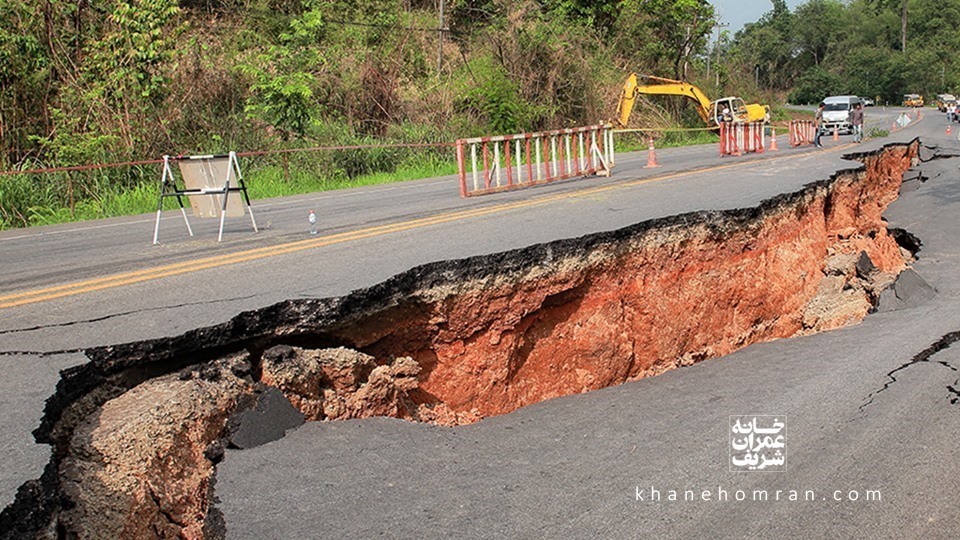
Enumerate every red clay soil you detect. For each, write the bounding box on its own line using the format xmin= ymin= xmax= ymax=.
xmin=353 ymin=144 xmax=913 ymax=421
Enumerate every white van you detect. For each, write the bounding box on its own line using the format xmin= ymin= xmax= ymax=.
xmin=821 ymin=95 xmax=862 ymax=134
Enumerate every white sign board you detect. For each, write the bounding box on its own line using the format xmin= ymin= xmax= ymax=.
xmin=178 ymin=157 xmax=246 ymax=218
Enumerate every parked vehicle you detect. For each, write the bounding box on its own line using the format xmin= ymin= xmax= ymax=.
xmin=903 ymin=94 xmax=924 ymax=107
xmin=936 ymin=94 xmax=957 ymax=112
xmin=860 ymin=97 xmax=875 ymax=107
xmin=821 ymin=95 xmax=862 ymax=135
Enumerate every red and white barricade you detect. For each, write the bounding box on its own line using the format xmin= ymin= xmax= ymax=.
xmin=789 ymin=120 xmax=815 ymax=146
xmin=742 ymin=122 xmax=765 ymax=153
xmin=719 ymin=122 xmax=740 ymax=156
xmin=720 ymin=122 xmax=765 ymax=157
xmin=456 ymin=124 xmax=615 ymax=197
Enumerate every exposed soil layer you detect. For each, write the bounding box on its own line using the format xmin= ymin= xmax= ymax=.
xmin=0 ymin=141 xmax=921 ymax=539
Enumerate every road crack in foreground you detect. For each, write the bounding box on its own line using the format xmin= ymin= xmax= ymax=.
xmin=0 ymin=349 xmax=86 ymax=358
xmin=859 ymin=330 xmax=960 ymax=413
xmin=0 ymin=295 xmax=265 ymax=358
xmin=0 ymin=294 xmax=261 ymax=338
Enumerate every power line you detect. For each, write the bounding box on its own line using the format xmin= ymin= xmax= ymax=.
xmin=0 ymin=141 xmax=456 ymax=178
xmin=324 ymin=18 xmax=455 ymax=36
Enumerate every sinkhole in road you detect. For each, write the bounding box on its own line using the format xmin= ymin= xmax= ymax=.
xmin=1 ymin=141 xmax=930 ymax=539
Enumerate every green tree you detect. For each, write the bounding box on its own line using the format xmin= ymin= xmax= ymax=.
xmin=791 ymin=0 xmax=846 ymax=68
xmin=537 ymin=0 xmax=619 ymax=33
xmin=610 ymin=0 xmax=715 ymax=80
xmin=27 ymin=0 xmax=184 ymax=163
xmin=236 ymin=2 xmax=325 ymax=139
xmin=867 ymin=0 xmax=908 ymax=52
xmin=730 ymin=1 xmax=795 ymax=89
xmin=0 ymin=0 xmax=51 ymax=167
xmin=788 ymin=66 xmax=843 ymax=104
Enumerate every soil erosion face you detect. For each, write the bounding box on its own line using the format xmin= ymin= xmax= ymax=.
xmin=0 ymin=142 xmax=919 ymax=539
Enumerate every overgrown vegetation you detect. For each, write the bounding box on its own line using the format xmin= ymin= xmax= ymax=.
xmin=2 ymin=0 xmax=957 ymax=229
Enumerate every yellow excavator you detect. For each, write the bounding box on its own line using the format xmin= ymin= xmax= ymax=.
xmin=614 ymin=73 xmax=770 ymax=129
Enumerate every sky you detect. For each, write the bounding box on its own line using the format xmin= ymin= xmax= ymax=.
xmin=708 ymin=0 xmax=806 ymax=34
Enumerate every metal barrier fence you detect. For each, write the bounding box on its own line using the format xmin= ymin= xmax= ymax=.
xmin=456 ymin=124 xmax=614 ymax=197
xmin=719 ymin=122 xmax=765 ymax=157
xmin=789 ymin=120 xmax=815 ymax=146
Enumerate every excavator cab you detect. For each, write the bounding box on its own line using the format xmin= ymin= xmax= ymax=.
xmin=708 ymin=97 xmax=749 ymax=125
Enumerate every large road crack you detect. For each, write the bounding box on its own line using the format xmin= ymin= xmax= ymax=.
xmin=949 ymin=384 xmax=960 ymax=405
xmin=0 ymin=141 xmax=925 ymax=538
xmin=919 ymin=143 xmax=960 ymax=162
xmin=0 ymin=348 xmax=86 ymax=358
xmin=0 ymin=294 xmax=259 ymax=337
xmin=859 ymin=330 xmax=960 ymax=412
xmin=0 ymin=295 xmax=262 ymax=358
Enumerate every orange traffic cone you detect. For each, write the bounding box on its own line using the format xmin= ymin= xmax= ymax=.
xmin=832 ymin=125 xmax=839 ymax=141
xmin=892 ymin=121 xmax=897 ymax=132
xmin=948 ymin=124 xmax=953 ymax=136
xmin=644 ymin=137 xmax=660 ymax=168
xmin=769 ymin=128 xmax=779 ymax=151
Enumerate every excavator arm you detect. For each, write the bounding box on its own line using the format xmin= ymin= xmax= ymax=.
xmin=615 ymin=74 xmax=715 ymax=128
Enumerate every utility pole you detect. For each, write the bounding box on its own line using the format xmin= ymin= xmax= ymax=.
xmin=713 ymin=22 xmax=729 ymax=88
xmin=437 ymin=0 xmax=445 ymax=77
xmin=707 ymin=21 xmax=725 ymax=79
xmin=900 ymin=0 xmax=907 ymax=54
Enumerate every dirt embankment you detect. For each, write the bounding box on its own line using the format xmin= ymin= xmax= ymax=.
xmin=0 ymin=141 xmax=921 ymax=539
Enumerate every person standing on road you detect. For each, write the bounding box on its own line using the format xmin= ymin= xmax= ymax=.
xmin=851 ymin=102 xmax=864 ymax=143
xmin=814 ymin=103 xmax=825 ymax=147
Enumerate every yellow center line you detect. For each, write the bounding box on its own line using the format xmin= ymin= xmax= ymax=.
xmin=0 ymin=145 xmax=852 ymax=310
